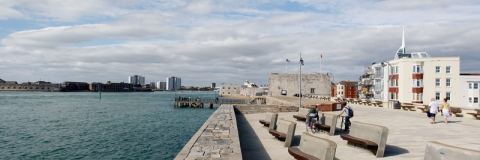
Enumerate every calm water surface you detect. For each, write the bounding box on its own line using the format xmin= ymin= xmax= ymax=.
xmin=0 ymin=91 xmax=219 ymax=159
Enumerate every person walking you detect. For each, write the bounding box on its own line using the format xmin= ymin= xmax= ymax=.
xmin=338 ymin=102 xmax=353 ymax=132
xmin=427 ymin=98 xmax=439 ymax=124
xmin=441 ymin=98 xmax=452 ymax=124
xmin=306 ymin=107 xmax=318 ymax=131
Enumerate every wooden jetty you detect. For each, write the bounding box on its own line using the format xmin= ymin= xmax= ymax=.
xmin=174 ymin=97 xmax=249 ymax=108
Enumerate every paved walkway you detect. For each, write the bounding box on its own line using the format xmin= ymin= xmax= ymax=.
xmin=238 ymin=102 xmax=480 ymax=160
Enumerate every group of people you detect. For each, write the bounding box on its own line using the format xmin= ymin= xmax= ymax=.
xmin=305 ymin=97 xmax=452 ymax=134
xmin=306 ymin=102 xmax=354 ymax=132
xmin=427 ymin=98 xmax=452 ymax=124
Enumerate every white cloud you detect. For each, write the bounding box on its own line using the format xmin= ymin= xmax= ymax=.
xmin=181 ymin=0 xmax=213 ymax=14
xmin=1 ymin=0 xmax=480 ymax=86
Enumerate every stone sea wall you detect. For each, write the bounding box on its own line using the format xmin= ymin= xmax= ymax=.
xmin=175 ymin=105 xmax=242 ymax=160
xmin=265 ymin=96 xmax=297 ymax=106
xmin=233 ymin=104 xmax=298 ymax=114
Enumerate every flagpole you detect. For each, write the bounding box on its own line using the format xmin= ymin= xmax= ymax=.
xmin=320 ymin=54 xmax=322 ymax=73
xmin=299 ymin=52 xmax=302 ymax=108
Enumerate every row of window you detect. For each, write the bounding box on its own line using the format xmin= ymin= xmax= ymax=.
xmin=435 ymin=78 xmax=451 ymax=87
xmin=389 ymin=92 xmax=452 ymax=101
xmin=389 ymin=66 xmax=452 ymax=74
xmin=435 ymin=66 xmax=451 ymax=74
xmin=337 ymin=91 xmax=352 ymax=95
xmin=468 ymin=82 xmax=479 ymax=89
xmin=468 ymin=97 xmax=479 ymax=103
xmin=337 ymin=86 xmax=355 ymax=89
xmin=435 ymin=92 xmax=451 ymax=101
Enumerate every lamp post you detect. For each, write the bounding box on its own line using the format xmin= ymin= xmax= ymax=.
xmin=381 ymin=61 xmax=393 ymax=108
xmin=299 ymin=53 xmax=304 ymax=108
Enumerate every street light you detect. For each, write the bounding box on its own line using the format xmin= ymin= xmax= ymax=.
xmin=381 ymin=61 xmax=393 ymax=108
xmin=299 ymin=53 xmax=304 ymax=108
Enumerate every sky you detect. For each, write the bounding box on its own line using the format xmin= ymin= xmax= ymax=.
xmin=1 ymin=0 xmax=480 ymax=87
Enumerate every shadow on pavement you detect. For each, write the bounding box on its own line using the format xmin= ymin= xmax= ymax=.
xmin=236 ymin=113 xmax=271 ymax=160
xmin=383 ymin=144 xmax=410 ymax=157
xmin=291 ymin=135 xmax=301 ymax=146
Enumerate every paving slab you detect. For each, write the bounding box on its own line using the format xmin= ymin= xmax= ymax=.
xmin=238 ymin=102 xmax=480 ymax=160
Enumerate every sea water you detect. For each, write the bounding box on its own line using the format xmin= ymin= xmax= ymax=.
xmin=0 ymin=91 xmax=219 ymax=159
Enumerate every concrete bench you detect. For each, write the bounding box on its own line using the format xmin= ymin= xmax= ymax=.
xmin=314 ymin=113 xmax=338 ymax=136
xmin=449 ymin=107 xmax=463 ymax=117
xmin=424 ymin=141 xmax=480 ymax=160
xmin=288 ymin=132 xmax=337 ymax=160
xmin=340 ymin=121 xmax=389 ymax=157
xmin=416 ymin=105 xmax=429 ymax=113
xmin=259 ymin=112 xmax=278 ymax=130
xmin=401 ymin=105 xmax=415 ymax=111
xmin=268 ymin=118 xmax=297 ymax=147
xmin=460 ymin=108 xmax=480 ymax=119
xmin=293 ymin=108 xmax=310 ymax=121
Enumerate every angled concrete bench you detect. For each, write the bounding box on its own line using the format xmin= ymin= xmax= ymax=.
xmin=425 ymin=141 xmax=480 ymax=160
xmin=449 ymin=107 xmax=463 ymax=117
xmin=314 ymin=113 xmax=338 ymax=136
xmin=288 ymin=132 xmax=337 ymax=160
xmin=268 ymin=118 xmax=297 ymax=147
xmin=293 ymin=108 xmax=310 ymax=121
xmin=340 ymin=121 xmax=389 ymax=157
xmin=259 ymin=112 xmax=278 ymax=129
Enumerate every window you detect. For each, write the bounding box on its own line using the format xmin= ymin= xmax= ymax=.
xmin=475 ymin=83 xmax=479 ymax=89
xmin=475 ymin=97 xmax=479 ymax=103
xmin=446 ymin=66 xmax=451 ymax=74
xmin=413 ymin=79 xmax=422 ymax=87
xmin=310 ymin=88 xmax=315 ymax=93
xmin=413 ymin=93 xmax=423 ymax=101
xmin=469 ymin=83 xmax=472 ymax=89
xmin=413 ymin=65 xmax=422 ymax=73
xmin=446 ymin=78 xmax=451 ymax=87
xmin=435 ymin=66 xmax=440 ymax=73
xmin=348 ymin=91 xmax=351 ymax=95
xmin=390 ymin=92 xmax=397 ymax=100
xmin=446 ymin=92 xmax=451 ymax=101
xmin=435 ymin=78 xmax=440 ymax=87
xmin=435 ymin=92 xmax=440 ymax=100
xmin=469 ymin=97 xmax=472 ymax=103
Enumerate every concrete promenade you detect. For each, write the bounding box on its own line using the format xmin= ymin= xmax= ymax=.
xmin=238 ymin=99 xmax=480 ymax=160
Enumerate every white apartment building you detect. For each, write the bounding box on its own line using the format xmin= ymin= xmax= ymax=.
xmin=166 ymin=77 xmax=181 ymax=90
xmin=459 ymin=73 xmax=480 ymax=108
xmin=128 ymin=75 xmax=145 ymax=85
xmin=372 ymin=29 xmax=460 ymax=106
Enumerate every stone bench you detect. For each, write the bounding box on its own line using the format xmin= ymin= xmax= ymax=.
xmin=288 ymin=132 xmax=337 ymax=160
xmin=340 ymin=121 xmax=389 ymax=157
xmin=293 ymin=108 xmax=310 ymax=121
xmin=462 ymin=108 xmax=480 ymax=119
xmin=314 ymin=113 xmax=338 ymax=136
xmin=449 ymin=107 xmax=463 ymax=117
xmin=416 ymin=105 xmax=429 ymax=113
xmin=424 ymin=141 xmax=480 ymax=160
xmin=401 ymin=105 xmax=415 ymax=111
xmin=268 ymin=118 xmax=297 ymax=147
xmin=259 ymin=112 xmax=278 ymax=129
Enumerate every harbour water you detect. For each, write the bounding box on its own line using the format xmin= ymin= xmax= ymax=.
xmin=0 ymin=91 xmax=219 ymax=159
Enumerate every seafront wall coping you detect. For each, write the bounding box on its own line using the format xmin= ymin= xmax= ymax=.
xmin=233 ymin=104 xmax=298 ymax=114
xmin=175 ymin=105 xmax=241 ymax=160
xmin=266 ymin=96 xmax=297 ymax=107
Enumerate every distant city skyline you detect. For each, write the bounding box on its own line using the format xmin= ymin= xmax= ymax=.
xmin=1 ymin=1 xmax=480 ymax=86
